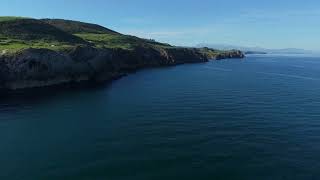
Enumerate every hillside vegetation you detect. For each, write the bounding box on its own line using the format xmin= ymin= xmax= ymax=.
xmin=0 ymin=17 xmax=228 ymax=56
xmin=42 ymin=19 xmax=120 ymax=35
xmin=0 ymin=16 xmax=27 ymax=22
xmin=0 ymin=17 xmax=175 ymax=53
xmin=0 ymin=17 xmax=244 ymax=90
xmin=0 ymin=18 xmax=89 ymax=52
xmin=0 ymin=16 xmax=243 ymax=60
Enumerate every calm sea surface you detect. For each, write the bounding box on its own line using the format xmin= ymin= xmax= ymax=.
xmin=1 ymin=55 xmax=320 ymax=180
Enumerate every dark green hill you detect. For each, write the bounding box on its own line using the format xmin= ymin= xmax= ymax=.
xmin=0 ymin=17 xmax=232 ymax=58
xmin=0 ymin=18 xmax=86 ymax=44
xmin=0 ymin=16 xmax=28 ymax=22
xmin=0 ymin=17 xmax=171 ymax=51
xmin=42 ymin=18 xmax=171 ymax=49
xmin=42 ymin=19 xmax=120 ymax=35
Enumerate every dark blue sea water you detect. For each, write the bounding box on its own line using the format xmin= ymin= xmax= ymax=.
xmin=1 ymin=55 xmax=320 ymax=180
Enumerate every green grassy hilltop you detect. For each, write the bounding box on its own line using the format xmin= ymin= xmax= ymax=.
xmin=0 ymin=17 xmax=175 ymax=53
xmin=0 ymin=16 xmax=232 ymax=58
xmin=0 ymin=17 xmax=83 ymax=52
xmin=0 ymin=16 xmax=27 ymax=22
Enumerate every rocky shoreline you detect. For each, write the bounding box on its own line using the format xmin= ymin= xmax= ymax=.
xmin=0 ymin=46 xmax=244 ymax=90
xmin=0 ymin=17 xmax=245 ymax=90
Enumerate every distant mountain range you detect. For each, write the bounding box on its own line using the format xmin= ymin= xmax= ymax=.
xmin=197 ymin=44 xmax=314 ymax=54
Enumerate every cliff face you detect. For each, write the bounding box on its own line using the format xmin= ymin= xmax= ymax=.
xmin=0 ymin=18 xmax=245 ymax=90
xmin=215 ymin=50 xmax=245 ymax=60
xmin=0 ymin=46 xmax=243 ymax=90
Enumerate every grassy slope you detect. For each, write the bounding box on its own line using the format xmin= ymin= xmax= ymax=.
xmin=0 ymin=17 xmax=90 ymax=52
xmin=74 ymin=33 xmax=172 ymax=50
xmin=0 ymin=17 xmax=174 ymax=53
xmin=42 ymin=19 xmax=120 ymax=35
xmin=0 ymin=17 xmax=227 ymax=58
xmin=42 ymin=19 xmax=172 ymax=50
xmin=0 ymin=16 xmax=27 ymax=22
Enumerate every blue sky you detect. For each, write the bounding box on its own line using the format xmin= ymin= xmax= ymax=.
xmin=1 ymin=0 xmax=320 ymax=50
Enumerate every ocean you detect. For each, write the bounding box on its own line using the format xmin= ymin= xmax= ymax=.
xmin=1 ymin=54 xmax=320 ymax=180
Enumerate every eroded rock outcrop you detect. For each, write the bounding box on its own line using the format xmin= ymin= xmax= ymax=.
xmin=0 ymin=46 xmax=244 ymax=90
xmin=215 ymin=50 xmax=245 ymax=60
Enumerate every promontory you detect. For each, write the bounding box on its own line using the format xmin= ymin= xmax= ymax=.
xmin=0 ymin=17 xmax=244 ymax=90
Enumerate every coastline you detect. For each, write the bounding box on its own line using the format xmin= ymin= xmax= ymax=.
xmin=0 ymin=18 xmax=245 ymax=90
xmin=0 ymin=46 xmax=244 ymax=90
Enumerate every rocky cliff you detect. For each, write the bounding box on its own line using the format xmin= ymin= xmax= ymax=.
xmin=0 ymin=17 xmax=245 ymax=90
xmin=0 ymin=46 xmax=244 ymax=90
xmin=215 ymin=50 xmax=245 ymax=60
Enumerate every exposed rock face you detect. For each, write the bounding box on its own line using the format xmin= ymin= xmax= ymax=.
xmin=215 ymin=50 xmax=245 ymax=60
xmin=0 ymin=46 xmax=244 ymax=90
